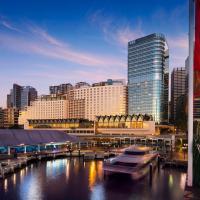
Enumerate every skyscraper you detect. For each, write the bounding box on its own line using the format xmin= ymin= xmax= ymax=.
xmin=128 ymin=33 xmax=169 ymax=123
xmin=171 ymin=67 xmax=186 ymax=122
xmin=9 ymin=84 xmax=22 ymax=108
xmin=21 ymin=86 xmax=38 ymax=109
xmin=7 ymin=84 xmax=37 ymax=109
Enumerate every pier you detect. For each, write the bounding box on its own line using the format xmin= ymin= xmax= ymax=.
xmin=0 ymin=149 xmax=117 ymax=179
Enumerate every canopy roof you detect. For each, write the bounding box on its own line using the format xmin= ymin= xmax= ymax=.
xmin=0 ymin=129 xmax=80 ymax=146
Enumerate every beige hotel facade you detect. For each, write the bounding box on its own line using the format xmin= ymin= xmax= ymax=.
xmin=19 ymin=80 xmax=127 ymax=127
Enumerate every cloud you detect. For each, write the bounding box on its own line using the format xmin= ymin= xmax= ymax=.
xmin=29 ymin=25 xmax=64 ymax=47
xmin=167 ymin=34 xmax=188 ymax=69
xmin=168 ymin=34 xmax=188 ymax=49
xmin=90 ymin=10 xmax=188 ymax=69
xmin=0 ymin=17 xmax=21 ymax=32
xmin=115 ymin=26 xmax=143 ymax=46
xmin=0 ymin=23 xmax=126 ymax=68
xmin=89 ymin=11 xmax=144 ymax=48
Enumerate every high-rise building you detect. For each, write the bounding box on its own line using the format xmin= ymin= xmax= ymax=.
xmin=49 ymin=83 xmax=73 ymax=95
xmin=19 ymin=95 xmax=69 ymax=128
xmin=22 ymin=95 xmax=69 ymax=120
xmin=128 ymin=33 xmax=169 ymax=123
xmin=21 ymin=86 xmax=38 ymax=109
xmin=6 ymin=94 xmax=12 ymax=108
xmin=19 ymin=80 xmax=127 ymax=127
xmin=7 ymin=84 xmax=22 ymax=109
xmin=171 ymin=67 xmax=186 ymax=122
xmin=68 ymin=80 xmax=127 ymax=120
xmin=7 ymin=84 xmax=37 ymax=109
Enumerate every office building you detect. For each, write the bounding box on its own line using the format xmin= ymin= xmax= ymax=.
xmin=7 ymin=84 xmax=22 ymax=109
xmin=6 ymin=94 xmax=12 ymax=108
xmin=128 ymin=33 xmax=169 ymax=123
xmin=171 ymin=67 xmax=186 ymax=122
xmin=7 ymin=84 xmax=37 ymax=109
xmin=49 ymin=83 xmax=73 ymax=95
xmin=21 ymin=86 xmax=38 ymax=109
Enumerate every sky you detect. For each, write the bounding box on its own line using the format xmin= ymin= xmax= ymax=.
xmin=0 ymin=0 xmax=188 ymax=107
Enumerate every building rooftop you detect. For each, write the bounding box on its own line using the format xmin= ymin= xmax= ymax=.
xmin=0 ymin=129 xmax=80 ymax=146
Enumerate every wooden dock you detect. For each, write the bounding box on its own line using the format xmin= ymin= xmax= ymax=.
xmin=0 ymin=149 xmax=116 ymax=179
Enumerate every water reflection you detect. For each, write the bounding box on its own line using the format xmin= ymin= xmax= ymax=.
xmin=169 ymin=174 xmax=173 ymax=188
xmin=0 ymin=158 xmax=186 ymax=200
xmin=180 ymin=173 xmax=186 ymax=190
xmin=90 ymin=184 xmax=105 ymax=200
xmin=19 ymin=174 xmax=43 ymax=200
xmin=12 ymin=174 xmax=16 ymax=186
xmin=46 ymin=159 xmax=66 ymax=179
xmin=4 ymin=179 xmax=8 ymax=192
xmin=65 ymin=159 xmax=70 ymax=182
xmin=89 ymin=161 xmax=96 ymax=190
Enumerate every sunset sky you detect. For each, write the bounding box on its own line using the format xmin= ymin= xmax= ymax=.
xmin=0 ymin=0 xmax=188 ymax=107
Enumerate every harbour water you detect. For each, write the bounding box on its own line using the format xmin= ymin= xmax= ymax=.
xmin=0 ymin=158 xmax=186 ymax=200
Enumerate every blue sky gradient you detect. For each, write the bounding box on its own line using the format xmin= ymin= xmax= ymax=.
xmin=0 ymin=0 xmax=188 ymax=107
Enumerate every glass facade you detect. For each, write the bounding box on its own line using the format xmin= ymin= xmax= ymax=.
xmin=21 ymin=86 xmax=38 ymax=109
xmin=128 ymin=33 xmax=169 ymax=123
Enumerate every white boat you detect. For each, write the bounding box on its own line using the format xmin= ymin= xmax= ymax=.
xmin=103 ymin=146 xmax=158 ymax=180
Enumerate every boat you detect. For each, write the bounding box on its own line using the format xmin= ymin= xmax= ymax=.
xmin=103 ymin=145 xmax=158 ymax=180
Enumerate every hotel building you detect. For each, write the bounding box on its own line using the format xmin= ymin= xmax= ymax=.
xmin=19 ymin=79 xmax=127 ymax=127
xmin=128 ymin=33 xmax=169 ymax=123
xmin=19 ymin=95 xmax=69 ymax=128
xmin=67 ymin=79 xmax=127 ymax=121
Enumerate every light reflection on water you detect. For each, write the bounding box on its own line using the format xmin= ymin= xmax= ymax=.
xmin=3 ymin=179 xmax=7 ymax=192
xmin=0 ymin=158 xmax=186 ymax=200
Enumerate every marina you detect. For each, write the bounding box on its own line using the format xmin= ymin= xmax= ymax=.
xmin=0 ymin=158 xmax=186 ymax=200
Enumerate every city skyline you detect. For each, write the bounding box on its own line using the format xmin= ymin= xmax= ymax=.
xmin=0 ymin=0 xmax=188 ymax=107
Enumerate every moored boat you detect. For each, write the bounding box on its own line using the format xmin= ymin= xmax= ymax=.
xmin=103 ymin=146 xmax=158 ymax=180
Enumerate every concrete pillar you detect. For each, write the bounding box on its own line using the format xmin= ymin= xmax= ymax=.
xmin=187 ymin=0 xmax=195 ymax=187
xmin=38 ymin=145 xmax=40 ymax=152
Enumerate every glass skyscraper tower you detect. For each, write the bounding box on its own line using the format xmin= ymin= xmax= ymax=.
xmin=128 ymin=33 xmax=169 ymax=123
